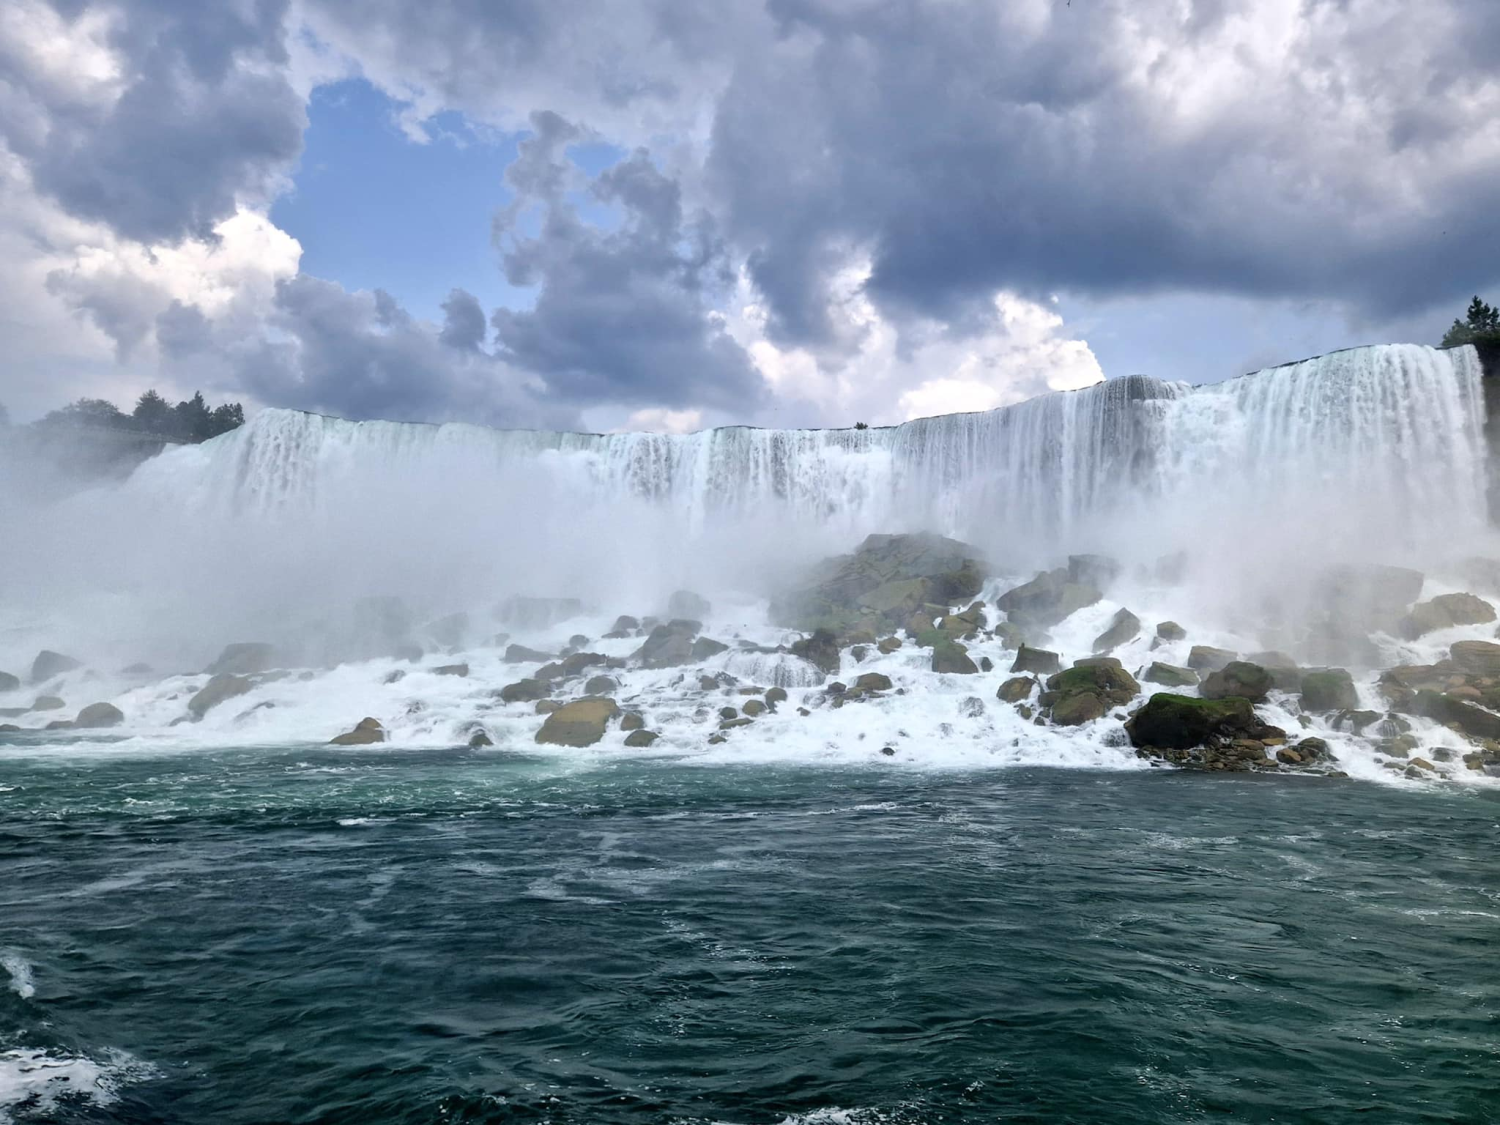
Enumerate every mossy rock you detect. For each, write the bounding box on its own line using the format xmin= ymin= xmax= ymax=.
xmin=1124 ymin=693 xmax=1257 ymax=750
xmin=1009 ymin=644 xmax=1060 ymax=675
xmin=1299 ymin=669 xmax=1357 ymax=712
xmin=931 ymin=641 xmax=978 ymax=675
xmin=1200 ymin=661 xmax=1273 ymax=703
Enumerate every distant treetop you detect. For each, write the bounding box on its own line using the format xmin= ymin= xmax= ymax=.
xmin=37 ymin=389 xmax=246 ymax=443
xmin=1441 ymin=296 xmax=1500 ymax=349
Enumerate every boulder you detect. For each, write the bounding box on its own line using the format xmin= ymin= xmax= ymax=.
xmin=1414 ymin=689 xmax=1500 ymax=741
xmin=852 ymin=672 xmax=893 ymax=694
xmin=992 ymin=621 xmax=1026 ymax=650
xmin=496 ymin=596 xmax=583 ymax=629
xmin=74 ymin=702 xmax=124 ymax=729
xmin=789 ymin=629 xmax=841 ymax=675
xmin=1400 ymin=593 xmax=1495 ymax=639
xmin=1009 ymin=645 xmax=1061 ymax=675
xmin=1142 ymin=662 xmax=1198 ymax=687
xmin=30 ymin=650 xmax=81 ymax=684
xmin=1199 ymin=661 xmax=1274 ymax=703
xmin=44 ymin=720 xmax=73 ymax=730
xmin=931 ymin=641 xmax=978 ymax=675
xmin=765 ymin=687 xmax=789 ymax=705
xmin=1067 ymin=554 xmax=1121 ymax=590
xmin=535 ymin=697 xmax=621 ymax=746
xmin=330 ymin=717 xmax=385 ymax=745
xmin=620 ymin=712 xmax=645 ymax=731
xmin=1245 ymin=651 xmax=1301 ymax=691
xmin=1091 ymin=608 xmax=1141 ymax=653
xmin=997 ymin=676 xmax=1034 ymax=703
xmin=30 ymin=695 xmax=65 ymax=711
xmin=1299 ymin=669 xmax=1358 ymax=712
xmin=1186 ymin=645 xmax=1236 ymax=672
xmin=1155 ymin=621 xmax=1186 ymax=642
xmin=667 ymin=590 xmax=712 ymax=619
xmin=770 ymin=532 xmax=986 ymax=634
xmin=1450 ymin=640 xmax=1500 ymax=677
xmin=499 ymin=678 xmax=550 ymax=703
xmin=996 ymin=568 xmax=1101 ymax=629
xmin=0 ymin=672 xmax=18 ymax=693
xmin=433 ymin=663 xmax=469 ymax=677
xmin=584 ymin=674 xmax=619 ymax=695
xmin=1125 ymin=693 xmax=1284 ymax=753
xmin=876 ymin=636 xmax=902 ymax=655
xmin=610 ymin=615 xmax=641 ymax=634
xmin=624 ymin=729 xmax=660 ymax=747
xmin=504 ymin=644 xmax=555 ymax=664
xmin=1039 ymin=662 xmax=1140 ymax=726
xmin=691 ymin=637 xmax=729 ymax=661
xmin=208 ymin=643 xmax=282 ymax=676
xmin=535 ymin=700 xmax=562 ymax=715
xmin=633 ymin=621 xmax=703 ymax=669
xmin=188 ymin=674 xmax=254 ymax=718
xmin=718 ymin=706 xmax=740 ymax=721
xmin=468 ymin=730 xmax=493 ymax=747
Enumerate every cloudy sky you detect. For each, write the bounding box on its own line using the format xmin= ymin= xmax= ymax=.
xmin=2 ymin=0 xmax=1497 ymax=433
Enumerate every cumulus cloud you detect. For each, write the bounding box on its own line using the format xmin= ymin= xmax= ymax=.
xmin=490 ymin=113 xmax=766 ymax=413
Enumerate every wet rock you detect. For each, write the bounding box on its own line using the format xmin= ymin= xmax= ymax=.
xmin=383 ymin=670 xmax=406 ymax=685
xmin=1299 ymin=669 xmax=1358 ymax=712
xmin=992 ymin=621 xmax=1025 ymax=650
xmin=1155 ymin=621 xmax=1186 ymax=642
xmin=1142 ymin=662 xmax=1198 ymax=687
xmin=770 ymin=532 xmax=986 ymax=635
xmin=996 ymin=568 xmax=1101 ymax=629
xmin=29 ymin=695 xmax=64 ymax=712
xmin=1068 ymin=554 xmax=1120 ymax=590
xmin=1092 ymin=608 xmax=1141 ymax=653
xmin=497 ymin=596 xmax=583 ymax=630
xmin=979 ymin=656 xmax=993 ymax=672
xmin=1414 ymin=689 xmax=1500 ymax=740
xmin=765 ymin=687 xmax=789 ymax=706
xmin=743 ymin=699 xmax=768 ymax=716
xmin=584 ymin=674 xmax=619 ymax=695
xmin=633 ymin=621 xmax=704 ymax=669
xmin=330 ymin=717 xmax=385 ymax=745
xmin=468 ymin=730 xmax=493 ymax=747
xmin=620 ymin=712 xmax=645 ymax=731
xmin=931 ymin=641 xmax=978 ymax=675
xmin=851 ymin=672 xmax=893 ymax=695
xmin=1186 ymin=645 xmax=1236 ymax=672
xmin=691 ymin=637 xmax=730 ymax=661
xmin=433 ymin=663 xmax=469 ymax=677
xmin=1449 ymin=640 xmax=1500 ymax=677
xmin=0 ymin=672 xmax=19 ymax=693
xmin=610 ymin=615 xmax=641 ymax=635
xmin=1199 ymin=661 xmax=1274 ymax=703
xmin=535 ymin=699 xmax=561 ymax=715
xmin=504 ymin=644 xmax=555 ymax=664
xmin=719 ymin=717 xmax=754 ymax=730
xmin=206 ymin=642 xmax=279 ymax=676
xmin=1400 ymin=593 xmax=1496 ymax=639
xmin=536 ymin=697 xmax=620 ymax=746
xmin=499 ymin=678 xmax=550 ymax=703
xmin=718 ymin=705 xmax=740 ymax=720
xmin=997 ymin=676 xmax=1035 ymax=703
xmin=74 ymin=702 xmax=124 ymax=729
xmin=1039 ymin=662 xmax=1140 ymax=726
xmin=44 ymin=720 xmax=74 ymax=730
xmin=188 ymin=674 xmax=253 ymax=718
xmin=624 ymin=729 xmax=660 ymax=747
xmin=707 ymin=733 xmax=728 ymax=745
xmin=30 ymin=651 xmax=81 ymax=684
xmin=667 ymin=590 xmax=712 ymax=619
xmin=877 ymin=636 xmax=903 ymax=655
xmin=789 ymin=629 xmax=841 ymax=675
xmin=1408 ymin=757 xmax=1436 ymax=772
xmin=0 ymin=724 xmax=20 ymax=733
xmin=1009 ymin=645 xmax=1061 ymax=675
xmin=959 ymin=696 xmax=986 ymax=718
xmin=1125 ymin=693 xmax=1284 ymax=754
xmin=1244 ymin=651 xmax=1301 ymax=691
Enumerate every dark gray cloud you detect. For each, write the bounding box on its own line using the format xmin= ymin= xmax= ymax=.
xmin=490 ymin=115 xmax=765 ymax=412
xmin=4 ymin=0 xmax=304 ymax=244
xmin=438 ymin=289 xmax=487 ymax=350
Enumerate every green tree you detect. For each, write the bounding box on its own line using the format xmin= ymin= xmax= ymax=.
xmin=207 ymin=401 xmax=245 ymax=437
xmin=173 ymin=391 xmax=213 ymax=441
xmin=1441 ymin=296 xmax=1500 ymax=348
xmin=39 ymin=397 xmax=128 ymax=429
xmin=132 ymin=389 xmax=175 ymax=435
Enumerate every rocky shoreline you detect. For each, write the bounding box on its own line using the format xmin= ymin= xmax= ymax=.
xmin=5 ymin=532 xmax=1500 ymax=785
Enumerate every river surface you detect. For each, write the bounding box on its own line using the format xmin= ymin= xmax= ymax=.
xmin=1 ymin=742 xmax=1496 ymax=1124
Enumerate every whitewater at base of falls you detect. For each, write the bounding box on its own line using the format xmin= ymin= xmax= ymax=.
xmin=1 ymin=342 xmax=1498 ymax=790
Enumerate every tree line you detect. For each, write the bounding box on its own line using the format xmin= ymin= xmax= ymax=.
xmin=23 ymin=390 xmax=245 ymax=443
xmin=1441 ymin=296 xmax=1500 ymax=349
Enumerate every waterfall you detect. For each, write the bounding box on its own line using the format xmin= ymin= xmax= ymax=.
xmin=130 ymin=342 xmax=1489 ymax=558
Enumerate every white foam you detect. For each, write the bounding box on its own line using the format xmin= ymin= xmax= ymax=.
xmin=0 ymin=1048 xmax=156 ymax=1124
xmin=1 ymin=952 xmax=33 ymax=999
